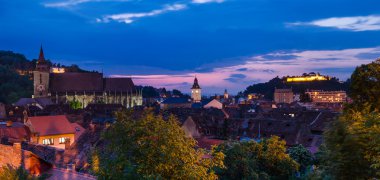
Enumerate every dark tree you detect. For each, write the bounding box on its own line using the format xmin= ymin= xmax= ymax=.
xmin=349 ymin=59 xmax=380 ymax=111
xmin=0 ymin=65 xmax=33 ymax=104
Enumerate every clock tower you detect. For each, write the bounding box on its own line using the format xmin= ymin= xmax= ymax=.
xmin=191 ymin=76 xmax=201 ymax=103
xmin=33 ymin=46 xmax=50 ymax=98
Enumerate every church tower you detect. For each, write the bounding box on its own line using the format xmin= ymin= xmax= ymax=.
xmin=224 ymin=89 xmax=229 ymax=99
xmin=33 ymin=46 xmax=50 ymax=98
xmin=191 ymin=76 xmax=201 ymax=103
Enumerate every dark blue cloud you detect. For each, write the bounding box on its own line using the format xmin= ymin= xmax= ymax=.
xmin=224 ymin=73 xmax=246 ymax=83
xmin=355 ymin=51 xmax=380 ymax=60
xmin=236 ymin=68 xmax=248 ymax=71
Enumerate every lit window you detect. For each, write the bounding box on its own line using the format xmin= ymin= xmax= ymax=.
xmin=59 ymin=137 xmax=69 ymax=144
xmin=42 ymin=138 xmax=54 ymax=145
xmin=195 ymin=90 xmax=198 ymax=93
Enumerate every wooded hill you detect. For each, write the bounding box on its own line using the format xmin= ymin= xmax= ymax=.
xmin=243 ymin=76 xmax=351 ymax=100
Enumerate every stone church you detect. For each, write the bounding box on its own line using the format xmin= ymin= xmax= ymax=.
xmin=33 ymin=46 xmax=142 ymax=108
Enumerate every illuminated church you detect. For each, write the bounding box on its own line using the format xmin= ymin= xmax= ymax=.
xmin=33 ymin=46 xmax=142 ymax=108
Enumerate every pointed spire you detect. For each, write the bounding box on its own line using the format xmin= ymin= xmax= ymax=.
xmin=38 ymin=45 xmax=45 ymax=63
xmin=191 ymin=76 xmax=201 ymax=89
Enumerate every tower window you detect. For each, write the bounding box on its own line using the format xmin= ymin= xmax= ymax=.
xmin=40 ymin=74 xmax=42 ymax=84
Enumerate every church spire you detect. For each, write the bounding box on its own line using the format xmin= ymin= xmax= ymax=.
xmin=38 ymin=45 xmax=45 ymax=63
xmin=35 ymin=45 xmax=49 ymax=72
xmin=191 ymin=76 xmax=201 ymax=89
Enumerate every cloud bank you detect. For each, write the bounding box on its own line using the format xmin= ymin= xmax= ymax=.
xmin=288 ymin=15 xmax=380 ymax=31
xmin=112 ymin=47 xmax=380 ymax=94
xmin=97 ymin=3 xmax=187 ymax=24
xmin=192 ymin=0 xmax=224 ymax=4
xmin=43 ymin=0 xmax=130 ymax=8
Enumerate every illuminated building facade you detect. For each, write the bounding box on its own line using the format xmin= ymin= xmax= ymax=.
xmin=306 ymin=90 xmax=347 ymax=103
xmin=50 ymin=67 xmax=65 ymax=73
xmin=286 ymin=73 xmax=329 ymax=82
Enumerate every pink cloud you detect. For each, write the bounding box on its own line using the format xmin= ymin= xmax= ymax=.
xmin=110 ymin=47 xmax=379 ymax=94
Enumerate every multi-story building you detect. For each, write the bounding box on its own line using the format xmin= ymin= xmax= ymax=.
xmin=306 ymin=90 xmax=347 ymax=103
xmin=274 ymin=88 xmax=294 ymax=104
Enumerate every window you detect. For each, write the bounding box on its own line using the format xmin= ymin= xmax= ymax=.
xmin=42 ymin=138 xmax=54 ymax=145
xmin=59 ymin=137 xmax=69 ymax=144
xmin=205 ymin=129 xmax=210 ymax=135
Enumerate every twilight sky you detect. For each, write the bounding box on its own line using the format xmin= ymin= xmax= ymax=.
xmin=1 ymin=0 xmax=380 ymax=94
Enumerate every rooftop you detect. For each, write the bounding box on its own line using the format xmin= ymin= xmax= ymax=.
xmin=27 ymin=115 xmax=75 ymax=136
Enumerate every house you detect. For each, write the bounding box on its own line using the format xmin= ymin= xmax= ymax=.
xmin=181 ymin=116 xmax=201 ymax=138
xmin=25 ymin=115 xmax=78 ymax=149
xmin=203 ymin=99 xmax=223 ymax=109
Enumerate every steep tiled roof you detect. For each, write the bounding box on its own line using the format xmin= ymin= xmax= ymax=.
xmin=104 ymin=78 xmax=135 ymax=92
xmin=50 ymin=73 xmax=103 ymax=92
xmin=27 ymin=115 xmax=75 ymax=136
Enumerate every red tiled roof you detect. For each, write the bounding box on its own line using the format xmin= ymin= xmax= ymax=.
xmin=27 ymin=115 xmax=75 ymax=136
xmin=0 ymin=122 xmax=31 ymax=142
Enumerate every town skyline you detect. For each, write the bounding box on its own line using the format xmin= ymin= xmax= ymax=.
xmin=2 ymin=0 xmax=380 ymax=93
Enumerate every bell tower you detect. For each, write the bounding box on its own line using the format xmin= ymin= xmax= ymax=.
xmin=224 ymin=89 xmax=229 ymax=99
xmin=33 ymin=45 xmax=50 ymax=98
xmin=191 ymin=76 xmax=202 ymax=103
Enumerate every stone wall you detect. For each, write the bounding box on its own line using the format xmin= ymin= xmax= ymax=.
xmin=0 ymin=143 xmax=52 ymax=175
xmin=0 ymin=143 xmax=23 ymax=168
